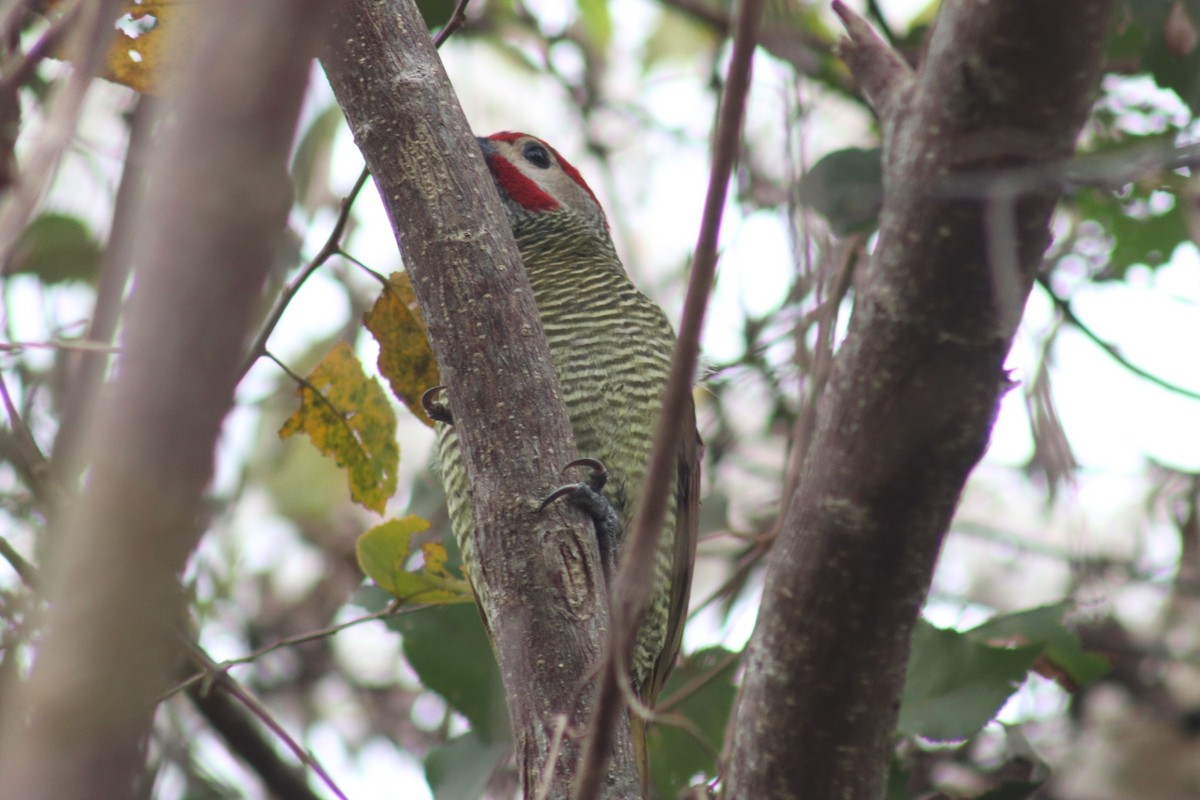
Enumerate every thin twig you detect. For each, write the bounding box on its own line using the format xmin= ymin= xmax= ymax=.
xmin=0 ymin=535 xmax=35 ymax=585
xmin=0 ymin=0 xmax=84 ymax=94
xmin=263 ymin=349 xmax=377 ymax=447
xmin=683 ymin=536 xmax=769 ymax=621
xmin=337 ymin=248 xmax=388 ymax=283
xmin=533 ymin=714 xmax=571 ymax=800
xmin=641 ymin=707 xmax=721 ymax=763
xmin=238 ymin=167 xmax=369 ymax=379
xmin=571 ymin=0 xmax=766 ymax=795
xmin=182 ymin=642 xmax=350 ymax=800
xmin=164 ymin=604 xmax=421 ymax=700
xmin=432 ymin=0 xmax=471 ymax=47
xmin=51 ymin=95 xmax=153 ymax=491
xmin=239 ymin=0 xmax=468 ymax=382
xmin=185 ymin=682 xmax=323 ymax=800
xmin=1037 ymin=275 xmax=1200 ymax=402
xmin=0 ymin=369 xmax=51 ymax=501
xmin=0 ymin=338 xmax=123 ymax=354
xmin=779 ymin=234 xmax=861 ymax=522
xmin=654 ymin=648 xmax=742 ymax=714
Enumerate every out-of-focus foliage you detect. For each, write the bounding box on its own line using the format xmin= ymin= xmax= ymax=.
xmin=900 ymin=622 xmax=1045 ymax=742
xmin=796 ymin=146 xmax=882 ymax=234
xmin=0 ymin=0 xmax=1198 ymax=798
xmin=8 ymin=212 xmax=101 ymax=283
xmin=647 ymin=647 xmax=739 ymax=799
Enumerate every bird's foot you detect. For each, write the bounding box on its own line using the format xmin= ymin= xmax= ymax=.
xmin=541 ymin=457 xmax=609 ymax=506
xmin=541 ymin=458 xmax=620 ymax=583
xmin=421 ymin=385 xmax=453 ymax=424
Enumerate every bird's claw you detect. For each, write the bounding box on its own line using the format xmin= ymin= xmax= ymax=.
xmin=562 ymin=457 xmax=608 ymax=493
xmin=540 ymin=457 xmax=620 ymax=584
xmin=421 ymin=385 xmax=453 ymax=424
xmin=539 ymin=457 xmax=609 ymax=510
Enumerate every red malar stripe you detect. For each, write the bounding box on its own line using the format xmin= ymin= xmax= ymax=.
xmin=486 ymin=151 xmax=559 ymax=212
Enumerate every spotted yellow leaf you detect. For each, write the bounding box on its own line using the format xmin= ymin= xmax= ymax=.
xmin=279 ymin=342 xmax=398 ymax=514
xmin=364 ymin=272 xmax=441 ymax=428
xmin=98 ymin=1 xmax=199 ymax=94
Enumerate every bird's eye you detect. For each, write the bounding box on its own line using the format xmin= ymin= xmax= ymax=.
xmin=523 ymin=143 xmax=552 ymax=169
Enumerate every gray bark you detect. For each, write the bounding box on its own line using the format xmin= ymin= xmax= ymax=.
xmin=723 ymin=2 xmax=1115 ymax=798
xmin=320 ymin=1 xmax=639 ymax=796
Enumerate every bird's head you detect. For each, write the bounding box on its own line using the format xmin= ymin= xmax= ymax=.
xmin=478 ymin=132 xmax=608 ymax=233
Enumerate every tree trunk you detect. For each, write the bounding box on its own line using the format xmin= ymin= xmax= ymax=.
xmin=723 ymin=2 xmax=1115 ymax=798
xmin=320 ymin=1 xmax=640 ymax=796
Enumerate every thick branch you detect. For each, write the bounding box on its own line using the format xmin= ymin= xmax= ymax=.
xmin=320 ymin=2 xmax=637 ymax=797
xmin=723 ymin=2 xmax=1114 ymax=798
xmin=0 ymin=2 xmax=327 ymax=797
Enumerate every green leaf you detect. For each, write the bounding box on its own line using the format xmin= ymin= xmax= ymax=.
xmin=9 ymin=213 xmax=102 ymax=284
xmin=576 ymin=0 xmax=612 ymax=51
xmin=899 ymin=620 xmax=1040 ymax=742
xmin=278 ymin=341 xmax=399 ymax=514
xmin=968 ymin=603 xmax=1110 ymax=687
xmin=643 ymin=7 xmax=717 ymax=71
xmin=1124 ymin=0 xmax=1200 ymax=113
xmin=796 ymin=147 xmax=883 ymax=235
xmin=425 ymin=731 xmax=510 ymax=800
xmin=884 ymin=758 xmax=911 ymax=800
xmin=356 ymin=516 xmax=473 ymax=605
xmin=1072 ymin=181 xmax=1189 ymax=278
xmin=648 ymin=647 xmax=739 ymax=798
xmin=1108 ymin=7 xmax=1151 ymax=63
xmin=416 ymin=0 xmax=464 ymax=32
xmin=389 ymin=603 xmax=510 ymax=742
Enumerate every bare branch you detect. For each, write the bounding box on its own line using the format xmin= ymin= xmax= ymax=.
xmin=0 ymin=529 xmax=335 ymax=800
xmin=183 ymin=643 xmax=348 ymax=800
xmin=50 ymin=96 xmax=154 ymax=491
xmin=832 ymin=0 xmax=914 ymax=120
xmin=1038 ymin=275 xmax=1200 ymax=402
xmin=432 ymin=0 xmax=472 ymax=47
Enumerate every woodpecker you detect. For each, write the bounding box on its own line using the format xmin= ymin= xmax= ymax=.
xmin=434 ymin=131 xmax=699 ymax=778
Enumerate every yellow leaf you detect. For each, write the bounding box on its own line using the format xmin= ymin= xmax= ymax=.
xmin=364 ymin=272 xmax=441 ymax=428
xmin=356 ymin=517 xmax=473 ymax=605
xmin=279 ymin=342 xmax=398 ymax=514
xmin=421 ymin=542 xmax=451 ymax=578
xmin=101 ymin=1 xmax=199 ymax=94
